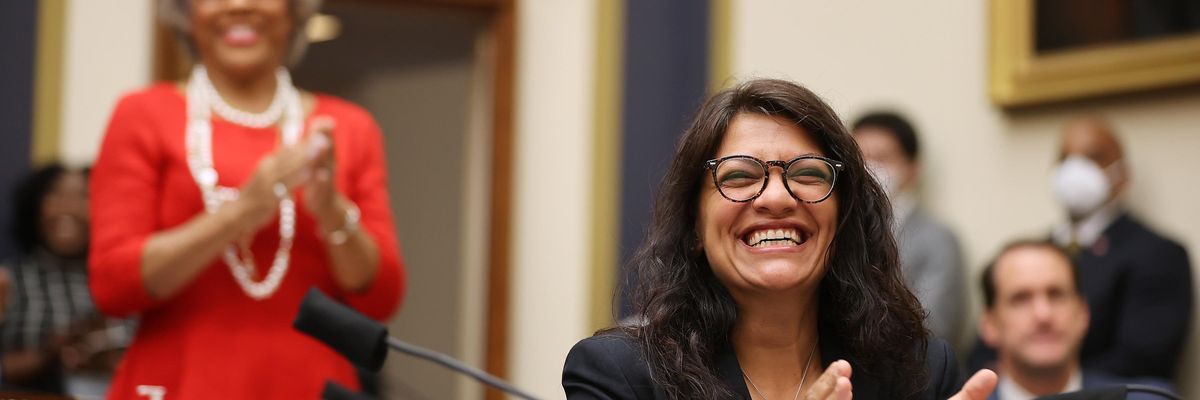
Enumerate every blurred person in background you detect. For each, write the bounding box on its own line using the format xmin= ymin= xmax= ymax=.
xmin=88 ymin=0 xmax=405 ymax=398
xmin=1 ymin=164 xmax=128 ymax=397
xmin=978 ymin=240 xmax=1174 ymax=400
xmin=1048 ymin=116 xmax=1192 ymax=381
xmin=969 ymin=116 xmax=1192 ymax=383
xmin=852 ymin=112 xmax=965 ymax=343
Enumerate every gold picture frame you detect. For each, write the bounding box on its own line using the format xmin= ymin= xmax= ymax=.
xmin=989 ymin=0 xmax=1200 ymax=108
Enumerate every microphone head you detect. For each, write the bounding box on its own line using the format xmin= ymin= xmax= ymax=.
xmin=294 ymin=288 xmax=388 ymax=371
xmin=322 ymin=381 xmax=376 ymax=400
xmin=1035 ymin=386 xmax=1126 ymax=400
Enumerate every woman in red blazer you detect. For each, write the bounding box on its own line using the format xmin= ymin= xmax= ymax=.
xmin=89 ymin=0 xmax=405 ymax=398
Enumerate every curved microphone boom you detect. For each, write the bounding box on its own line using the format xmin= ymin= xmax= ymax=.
xmin=294 ymin=288 xmax=541 ymax=400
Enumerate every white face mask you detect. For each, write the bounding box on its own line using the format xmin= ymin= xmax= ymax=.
xmin=1051 ymin=155 xmax=1120 ymax=217
xmin=867 ymin=162 xmax=900 ymax=197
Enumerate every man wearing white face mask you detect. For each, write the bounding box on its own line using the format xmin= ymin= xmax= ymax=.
xmin=853 ymin=111 xmax=966 ymax=344
xmin=1045 ymin=116 xmax=1193 ymax=382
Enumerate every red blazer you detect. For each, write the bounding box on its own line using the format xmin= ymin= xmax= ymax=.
xmin=89 ymin=84 xmax=405 ymax=399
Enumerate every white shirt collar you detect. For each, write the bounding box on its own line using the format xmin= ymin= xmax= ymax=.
xmin=1052 ymin=200 xmax=1121 ymax=248
xmin=997 ymin=369 xmax=1083 ymax=400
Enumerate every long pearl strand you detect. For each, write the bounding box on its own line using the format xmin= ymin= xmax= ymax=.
xmin=185 ymin=65 xmax=300 ymax=300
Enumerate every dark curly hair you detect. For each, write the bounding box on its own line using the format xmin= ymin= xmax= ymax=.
xmin=615 ymin=79 xmax=929 ymax=399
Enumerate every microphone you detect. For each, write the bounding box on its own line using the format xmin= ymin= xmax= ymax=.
xmin=294 ymin=288 xmax=541 ymax=400
xmin=1034 ymin=385 xmax=1181 ymax=400
xmin=293 ymin=289 xmax=388 ymax=371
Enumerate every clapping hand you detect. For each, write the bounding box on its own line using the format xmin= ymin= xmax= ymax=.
xmin=300 ymin=116 xmax=348 ymax=227
xmin=948 ymin=370 xmax=997 ymax=400
xmin=803 ymin=360 xmax=853 ymax=400
xmin=235 ymin=116 xmax=335 ymax=233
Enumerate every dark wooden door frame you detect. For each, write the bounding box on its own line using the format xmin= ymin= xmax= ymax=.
xmin=152 ymin=2 xmax=516 ymax=398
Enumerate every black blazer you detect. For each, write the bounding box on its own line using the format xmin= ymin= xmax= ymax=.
xmin=1075 ymin=214 xmax=1193 ymax=380
xmin=563 ymin=331 xmax=963 ymax=399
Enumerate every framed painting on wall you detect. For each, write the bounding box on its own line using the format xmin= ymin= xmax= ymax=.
xmin=989 ymin=0 xmax=1200 ymax=107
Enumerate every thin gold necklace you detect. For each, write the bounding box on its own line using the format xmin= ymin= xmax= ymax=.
xmin=743 ymin=340 xmax=819 ymax=400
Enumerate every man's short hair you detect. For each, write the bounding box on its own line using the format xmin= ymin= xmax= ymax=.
xmin=851 ymin=111 xmax=920 ymax=162
xmin=981 ymin=239 xmax=1080 ymax=308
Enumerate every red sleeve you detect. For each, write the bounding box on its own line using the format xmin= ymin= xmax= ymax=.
xmin=337 ymin=111 xmax=405 ymax=321
xmin=88 ymin=93 xmax=166 ymax=317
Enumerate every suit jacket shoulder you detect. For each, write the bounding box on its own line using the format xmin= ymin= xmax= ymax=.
xmin=902 ymin=209 xmax=958 ymax=245
xmin=1111 ymin=215 xmax=1185 ymax=250
xmin=1106 ymin=214 xmax=1191 ymax=276
xmin=564 ymin=332 xmax=660 ymax=399
xmin=923 ymin=337 xmax=965 ymax=399
xmin=1083 ymin=370 xmax=1178 ymax=399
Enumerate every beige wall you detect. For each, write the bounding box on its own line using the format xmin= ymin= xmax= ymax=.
xmin=290 ymin=3 xmax=492 ymax=398
xmin=731 ymin=0 xmax=1200 ymax=394
xmin=59 ymin=0 xmax=153 ymax=165
xmin=509 ymin=0 xmax=598 ymax=397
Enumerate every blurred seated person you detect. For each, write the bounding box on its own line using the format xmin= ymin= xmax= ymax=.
xmin=979 ymin=240 xmax=1175 ymax=400
xmin=852 ymin=111 xmax=965 ymax=342
xmin=971 ymin=117 xmax=1192 ymax=381
xmin=1 ymin=164 xmax=129 ymax=395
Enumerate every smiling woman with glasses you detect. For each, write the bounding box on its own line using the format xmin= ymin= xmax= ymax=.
xmin=563 ymin=79 xmax=997 ymax=400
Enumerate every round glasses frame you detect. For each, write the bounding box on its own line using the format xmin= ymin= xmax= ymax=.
xmin=703 ymin=155 xmax=845 ymax=204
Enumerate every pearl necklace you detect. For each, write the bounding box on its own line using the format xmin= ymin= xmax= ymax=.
xmin=185 ymin=65 xmax=300 ymax=300
xmin=202 ymin=68 xmax=289 ymax=128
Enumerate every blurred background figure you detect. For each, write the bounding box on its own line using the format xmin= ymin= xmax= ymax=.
xmin=0 ymin=269 xmax=9 ymax=323
xmin=1048 ymin=116 xmax=1193 ymax=380
xmin=970 ymin=116 xmax=1194 ymax=382
xmin=86 ymin=0 xmax=406 ymax=398
xmin=1 ymin=164 xmax=128 ymax=398
xmin=979 ymin=240 xmax=1173 ymax=400
xmin=852 ymin=111 xmax=966 ymax=343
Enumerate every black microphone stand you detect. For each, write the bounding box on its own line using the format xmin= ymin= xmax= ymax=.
xmin=385 ymin=336 xmax=538 ymax=400
xmin=294 ymin=288 xmax=541 ymax=400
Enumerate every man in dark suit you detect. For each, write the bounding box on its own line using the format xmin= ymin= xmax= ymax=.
xmin=979 ymin=241 xmax=1174 ymax=400
xmin=853 ymin=112 xmax=966 ymax=343
xmin=1047 ymin=117 xmax=1193 ymax=381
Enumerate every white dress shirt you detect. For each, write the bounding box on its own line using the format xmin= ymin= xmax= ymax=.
xmin=1053 ymin=200 xmax=1121 ymax=248
xmin=996 ymin=370 xmax=1082 ymax=400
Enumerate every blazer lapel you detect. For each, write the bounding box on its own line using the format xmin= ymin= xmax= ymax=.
xmin=716 ymin=344 xmax=752 ymax=399
xmin=819 ymin=335 xmax=884 ymax=398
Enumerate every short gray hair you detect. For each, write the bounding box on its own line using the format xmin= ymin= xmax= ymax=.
xmin=158 ymin=0 xmax=322 ymax=67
